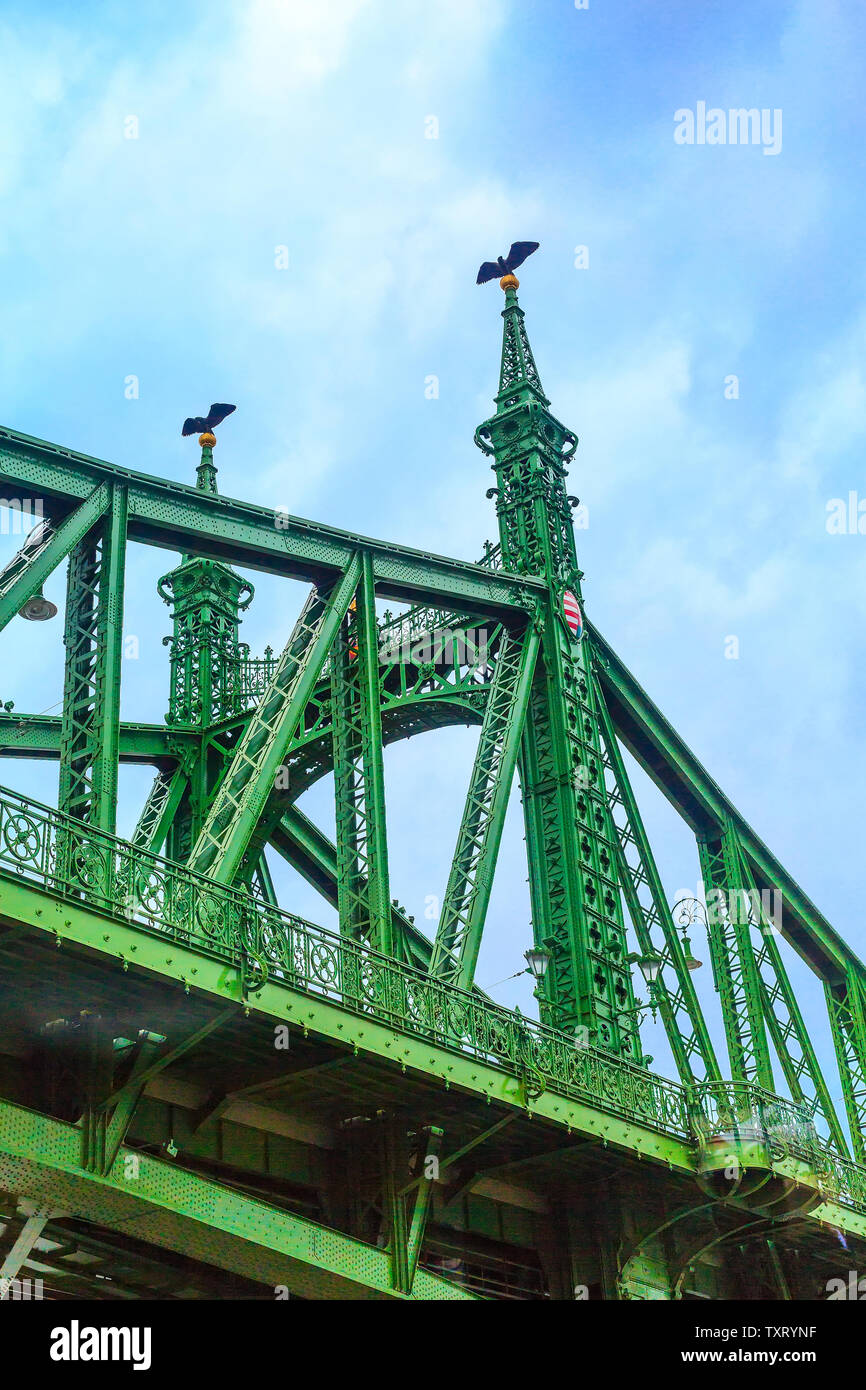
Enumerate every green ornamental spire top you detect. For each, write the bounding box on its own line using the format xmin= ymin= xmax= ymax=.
xmin=497 ymin=282 xmax=548 ymax=406
xmin=158 ymin=426 xmax=254 ymax=726
xmin=195 ymin=432 xmax=219 ymax=495
xmin=476 ymin=275 xmax=579 ymax=591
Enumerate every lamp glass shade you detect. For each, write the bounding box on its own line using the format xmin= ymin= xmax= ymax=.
xmin=637 ymin=950 xmax=664 ymax=984
xmin=19 ymin=589 xmax=58 ymax=622
xmin=524 ymin=947 xmax=550 ymax=981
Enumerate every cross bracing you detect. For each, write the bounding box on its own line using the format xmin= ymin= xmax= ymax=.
xmin=1 ymin=278 xmax=866 ymax=1299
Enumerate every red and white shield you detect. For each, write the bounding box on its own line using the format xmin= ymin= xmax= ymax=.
xmin=562 ymin=590 xmax=583 ymax=640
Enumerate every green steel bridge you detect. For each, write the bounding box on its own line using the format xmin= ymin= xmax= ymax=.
xmin=0 ymin=273 xmax=864 ymax=1300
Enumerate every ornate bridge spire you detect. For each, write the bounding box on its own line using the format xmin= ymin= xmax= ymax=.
xmin=496 ymin=274 xmax=548 ymax=406
xmin=475 ymin=274 xmax=641 ymax=1058
xmin=195 ymin=429 xmax=219 ymax=496
xmin=476 ymin=276 xmax=579 ymax=590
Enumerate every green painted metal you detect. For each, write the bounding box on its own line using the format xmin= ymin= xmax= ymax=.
xmin=187 ymin=556 xmax=362 ymax=883
xmin=5 ymin=796 xmax=866 ymax=1236
xmin=57 ymin=484 xmax=128 ymax=834
xmin=730 ymin=832 xmax=847 ymax=1153
xmin=270 ymin=805 xmax=435 ymax=973
xmin=0 ymin=713 xmax=186 ymax=763
xmin=131 ymin=767 xmax=187 ymax=853
xmin=477 ymin=285 xmax=639 ymax=1053
xmin=699 ymin=824 xmax=774 ymax=1090
xmin=0 ymin=424 xmax=542 ymax=617
xmin=593 ymin=670 xmax=721 ymax=1086
xmin=827 ymin=969 xmax=866 ymax=1163
xmin=429 ymin=620 xmax=540 ymax=988
xmin=3 ymin=274 xmax=866 ymax=1296
xmin=0 ymin=482 xmax=109 ymax=633
xmin=593 ymin=621 xmax=866 ymax=986
xmin=0 ymin=1098 xmax=474 ymax=1300
xmin=331 ymin=552 xmax=394 ymax=955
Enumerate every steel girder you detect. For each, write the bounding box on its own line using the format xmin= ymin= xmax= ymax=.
xmin=732 ymin=836 xmax=847 ymax=1152
xmin=131 ymin=767 xmax=187 ymax=852
xmin=698 ymin=820 xmax=848 ymax=1154
xmin=0 ymin=1098 xmax=473 ymax=1300
xmin=699 ymin=827 xmax=774 ymax=1090
xmin=594 ymin=671 xmax=720 ymax=1087
xmin=0 ymin=424 xmax=543 ymax=620
xmin=0 ymin=482 xmax=110 ymax=634
xmin=827 ymin=970 xmax=866 ymax=1163
xmin=188 ymin=558 xmax=361 ymax=883
xmin=429 ymin=620 xmax=540 ymax=989
xmin=0 ymin=714 xmax=184 ymax=764
xmin=330 ymin=553 xmax=394 ymax=955
xmin=592 ymin=622 xmax=866 ymax=987
xmin=57 ymin=484 xmax=128 ymax=834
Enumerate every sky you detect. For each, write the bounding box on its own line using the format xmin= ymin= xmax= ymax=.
xmin=1 ymin=0 xmax=865 ymax=1111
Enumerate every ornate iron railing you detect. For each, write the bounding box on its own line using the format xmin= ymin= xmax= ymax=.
xmin=231 ymin=647 xmax=279 ymax=707
xmin=1 ymin=782 xmax=865 ymax=1215
xmin=0 ymin=785 xmax=688 ymax=1137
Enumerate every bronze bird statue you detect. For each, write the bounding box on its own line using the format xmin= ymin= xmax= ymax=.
xmin=181 ymin=403 xmax=236 ymax=437
xmin=476 ymin=241 xmax=539 ymax=285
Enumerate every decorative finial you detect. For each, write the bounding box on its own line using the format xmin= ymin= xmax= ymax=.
xmin=500 ymin=274 xmax=519 ymax=291
xmin=476 ymin=241 xmax=539 ymax=286
xmin=198 ymin=431 xmax=217 ymax=448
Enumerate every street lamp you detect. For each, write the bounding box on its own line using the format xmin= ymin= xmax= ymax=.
xmin=523 ymin=947 xmax=550 ymax=982
xmin=19 ymin=587 xmax=58 ymax=621
xmin=672 ymin=897 xmax=706 ymax=972
xmin=636 ymin=949 xmax=663 ymax=986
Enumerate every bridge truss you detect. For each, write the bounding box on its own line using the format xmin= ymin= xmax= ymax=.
xmin=0 ymin=277 xmax=864 ymax=1300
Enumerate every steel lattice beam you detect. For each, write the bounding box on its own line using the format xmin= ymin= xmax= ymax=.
xmin=827 ymin=970 xmax=866 ymax=1162
xmin=429 ymin=620 xmax=539 ymax=989
xmin=331 ymin=553 xmax=394 ymax=955
xmin=57 ymin=485 xmax=128 ymax=834
xmin=732 ymin=835 xmax=847 ymax=1153
xmin=0 ymin=425 xmax=543 ymax=620
xmin=0 ymin=482 xmax=109 ymax=634
xmin=594 ymin=670 xmax=720 ymax=1086
xmin=699 ymin=825 xmax=774 ymax=1090
xmin=188 ymin=558 xmax=362 ymax=883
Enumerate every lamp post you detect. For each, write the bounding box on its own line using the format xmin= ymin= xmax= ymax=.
xmin=672 ymin=897 xmax=706 ymax=972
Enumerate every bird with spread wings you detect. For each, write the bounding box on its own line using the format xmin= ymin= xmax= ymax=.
xmin=181 ymin=403 xmax=236 ymax=437
xmin=476 ymin=241 xmax=539 ymax=284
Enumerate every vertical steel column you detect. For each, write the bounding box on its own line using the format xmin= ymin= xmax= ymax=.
xmin=594 ymin=672 xmax=720 ymax=1085
xmin=699 ymin=824 xmax=774 ymax=1090
xmin=430 ymin=621 xmax=539 ymax=989
xmin=827 ymin=968 xmax=866 ymax=1162
xmin=57 ymin=484 xmax=127 ymax=834
xmin=331 ymin=552 xmax=394 ymax=955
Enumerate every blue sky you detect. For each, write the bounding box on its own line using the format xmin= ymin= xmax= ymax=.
xmin=1 ymin=0 xmax=865 ymax=1100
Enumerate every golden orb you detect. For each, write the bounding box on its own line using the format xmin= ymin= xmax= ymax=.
xmin=198 ymin=431 xmax=217 ymax=448
xmin=500 ymin=273 xmax=519 ymax=291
